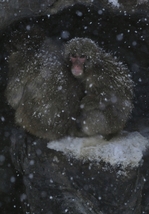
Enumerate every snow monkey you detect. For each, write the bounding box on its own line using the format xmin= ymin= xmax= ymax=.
xmin=6 ymin=37 xmax=134 ymax=140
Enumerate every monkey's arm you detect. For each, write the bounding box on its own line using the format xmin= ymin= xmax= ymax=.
xmin=80 ymin=82 xmax=116 ymax=112
xmin=79 ymin=84 xmax=133 ymax=137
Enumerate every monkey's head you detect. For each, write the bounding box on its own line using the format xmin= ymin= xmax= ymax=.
xmin=64 ymin=38 xmax=100 ymax=78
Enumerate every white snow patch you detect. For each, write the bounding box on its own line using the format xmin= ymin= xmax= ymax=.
xmin=137 ymin=0 xmax=148 ymax=4
xmin=109 ymin=0 xmax=147 ymax=6
xmin=47 ymin=132 xmax=149 ymax=169
xmin=108 ymin=0 xmax=120 ymax=7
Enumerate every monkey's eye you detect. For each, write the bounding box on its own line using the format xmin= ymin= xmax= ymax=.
xmin=80 ymin=55 xmax=86 ymax=58
xmin=71 ymin=54 xmax=77 ymax=58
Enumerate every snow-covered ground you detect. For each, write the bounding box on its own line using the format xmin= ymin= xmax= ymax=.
xmin=47 ymin=130 xmax=149 ymax=169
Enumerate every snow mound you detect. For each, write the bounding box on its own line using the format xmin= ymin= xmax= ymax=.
xmin=47 ymin=131 xmax=149 ymax=168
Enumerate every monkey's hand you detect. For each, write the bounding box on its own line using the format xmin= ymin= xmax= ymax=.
xmin=80 ymin=95 xmax=99 ymax=111
xmin=98 ymin=91 xmax=118 ymax=110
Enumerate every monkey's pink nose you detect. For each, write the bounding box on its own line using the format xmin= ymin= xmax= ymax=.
xmin=71 ymin=67 xmax=83 ymax=77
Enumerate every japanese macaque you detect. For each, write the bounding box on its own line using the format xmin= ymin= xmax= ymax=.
xmin=64 ymin=38 xmax=134 ymax=136
xmin=6 ymin=37 xmax=134 ymax=140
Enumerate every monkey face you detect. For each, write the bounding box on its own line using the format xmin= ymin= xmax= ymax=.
xmin=70 ymin=55 xmax=86 ymax=78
